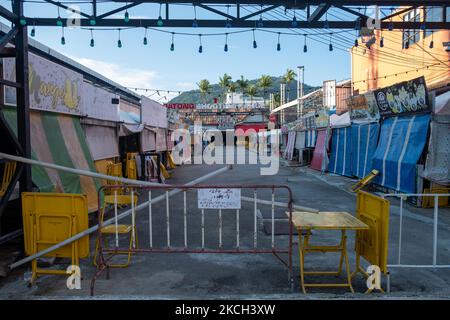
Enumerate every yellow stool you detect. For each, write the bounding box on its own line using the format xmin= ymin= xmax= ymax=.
xmin=94 ymin=194 xmax=138 ymax=268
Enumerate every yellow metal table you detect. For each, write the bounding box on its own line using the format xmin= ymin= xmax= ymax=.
xmin=291 ymin=211 xmax=369 ymax=293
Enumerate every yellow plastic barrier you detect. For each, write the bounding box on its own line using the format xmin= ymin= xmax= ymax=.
xmin=167 ymin=152 xmax=177 ymax=170
xmin=353 ymin=191 xmax=390 ymax=293
xmin=126 ymin=153 xmax=137 ymax=180
xmin=21 ymin=192 xmax=89 ymax=286
xmin=0 ymin=161 xmax=17 ymax=196
xmin=351 ymin=169 xmax=379 ymax=192
xmin=422 ymin=188 xmax=449 ymax=208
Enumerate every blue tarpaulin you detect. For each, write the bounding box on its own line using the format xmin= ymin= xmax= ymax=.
xmin=372 ymin=114 xmax=430 ymax=193
xmin=329 ymin=126 xmax=352 ymax=177
xmin=351 ymin=123 xmax=380 ymax=178
xmin=305 ymin=129 xmax=317 ymax=148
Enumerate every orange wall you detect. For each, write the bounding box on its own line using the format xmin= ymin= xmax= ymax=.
xmin=352 ymin=7 xmax=450 ymax=94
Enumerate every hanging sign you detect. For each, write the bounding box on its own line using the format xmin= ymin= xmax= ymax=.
xmin=197 ymin=188 xmax=241 ymax=209
xmin=3 ymin=53 xmax=83 ymax=115
xmin=374 ymin=76 xmax=430 ymax=118
xmin=347 ymin=91 xmax=380 ymax=123
xmin=323 ymin=80 xmax=336 ymax=113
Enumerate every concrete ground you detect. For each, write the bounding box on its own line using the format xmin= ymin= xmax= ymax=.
xmin=0 ymin=148 xmax=449 ymax=299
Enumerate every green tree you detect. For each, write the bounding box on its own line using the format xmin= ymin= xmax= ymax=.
xmin=283 ymin=68 xmax=296 ymax=101
xmin=218 ymin=73 xmax=232 ymax=103
xmin=258 ymin=75 xmax=273 ymax=107
xmin=197 ymin=79 xmax=211 ymax=103
xmin=228 ymin=82 xmax=238 ymax=103
xmin=247 ymin=84 xmax=258 ymax=105
xmin=236 ymin=75 xmax=249 ymax=104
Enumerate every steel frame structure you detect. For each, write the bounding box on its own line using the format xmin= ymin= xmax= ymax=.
xmin=0 ymin=0 xmax=449 ymax=232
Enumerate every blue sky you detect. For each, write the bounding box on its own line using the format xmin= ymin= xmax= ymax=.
xmin=2 ymin=1 xmax=354 ymax=101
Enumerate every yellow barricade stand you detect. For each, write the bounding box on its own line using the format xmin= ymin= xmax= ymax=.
xmin=352 ymin=191 xmax=390 ymax=293
xmin=21 ymin=192 xmax=89 ymax=286
xmin=351 ymin=169 xmax=379 ymax=192
xmin=422 ymin=188 xmax=449 ymax=208
xmin=125 ymin=153 xmax=137 ymax=180
xmin=167 ymin=152 xmax=177 ymax=170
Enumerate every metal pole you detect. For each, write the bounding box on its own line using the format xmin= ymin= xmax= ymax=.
xmin=433 ymin=195 xmax=438 ymax=266
xmin=10 ymin=165 xmax=232 ymax=269
xmin=13 ymin=0 xmax=31 ymax=193
xmin=398 ymin=196 xmax=404 ymax=265
xmin=241 ymin=195 xmax=318 ymax=213
xmin=0 ymin=152 xmax=163 ymax=187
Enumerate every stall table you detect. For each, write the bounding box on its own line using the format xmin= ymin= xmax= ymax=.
xmin=290 ymin=211 xmax=368 ymax=293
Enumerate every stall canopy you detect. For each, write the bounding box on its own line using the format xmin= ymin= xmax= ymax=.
xmin=351 ymin=123 xmax=380 ymax=178
xmin=328 ymin=126 xmax=352 ymax=177
xmin=305 ymin=130 xmax=317 ymax=148
xmin=119 ymin=110 xmax=143 ymax=135
xmin=372 ymin=114 xmax=430 ymax=193
xmin=2 ymin=107 xmax=101 ymax=212
xmin=81 ymin=118 xmax=119 ymax=161
xmin=310 ymin=128 xmax=329 ymax=172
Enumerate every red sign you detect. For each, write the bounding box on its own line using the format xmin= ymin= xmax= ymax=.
xmin=164 ymin=103 xmax=196 ymax=109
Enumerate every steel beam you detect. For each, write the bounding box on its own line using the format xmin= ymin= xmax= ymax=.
xmin=197 ymin=4 xmax=235 ymax=20
xmin=108 ymin=1 xmax=449 ymax=6
xmin=308 ymin=4 xmax=330 ymax=22
xmin=97 ymin=1 xmax=144 ymax=19
xmin=334 ymin=5 xmax=369 ymax=19
xmin=0 ymin=27 xmax=17 ymax=51
xmin=239 ymin=5 xmax=281 ymax=21
xmin=0 ymin=5 xmax=17 ymax=21
xmin=26 ymin=18 xmax=450 ymax=29
xmin=12 ymin=0 xmax=32 ymax=194
xmin=43 ymin=0 xmax=91 ymax=19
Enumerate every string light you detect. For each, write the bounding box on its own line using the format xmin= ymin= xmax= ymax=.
xmin=90 ymin=29 xmax=94 ymax=47
xmin=277 ymin=32 xmax=281 ymax=51
xmin=388 ymin=7 xmax=393 ymax=31
xmin=30 ymin=21 xmax=36 ymax=37
xmin=170 ymin=32 xmax=174 ymax=51
xmin=124 ymin=3 xmax=129 ymax=23
xmin=329 ymin=33 xmax=333 ymax=51
xmin=19 ymin=17 xmax=26 ymax=26
xmin=192 ymin=5 xmax=198 ymax=27
xmin=56 ymin=7 xmax=62 ymax=27
xmin=252 ymin=29 xmax=257 ymax=48
xmin=60 ymin=26 xmax=65 ymax=45
xmin=143 ymin=27 xmax=148 ymax=45
xmin=90 ymin=16 xmax=96 ymax=26
xmin=198 ymin=34 xmax=203 ymax=53
xmin=117 ymin=29 xmax=122 ymax=48
xmin=224 ymin=33 xmax=228 ymax=52
xmin=225 ymin=5 xmax=232 ymax=28
xmin=292 ymin=1 xmax=298 ymax=28
xmin=429 ymin=31 xmax=434 ymax=49
xmin=303 ymin=34 xmax=307 ymax=52
xmin=324 ymin=12 xmax=329 ymax=29
xmin=257 ymin=5 xmax=264 ymax=28
xmin=157 ymin=3 xmax=163 ymax=27
xmin=354 ymin=30 xmax=358 ymax=47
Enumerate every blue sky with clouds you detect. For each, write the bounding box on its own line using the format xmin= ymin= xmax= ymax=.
xmin=2 ymin=1 xmax=355 ymax=100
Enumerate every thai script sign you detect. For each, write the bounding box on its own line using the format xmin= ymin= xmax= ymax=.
xmin=347 ymin=91 xmax=380 ymax=123
xmin=165 ymin=103 xmax=265 ymax=110
xmin=197 ymin=188 xmax=241 ymax=209
xmin=374 ymin=76 xmax=430 ymax=118
xmin=3 ymin=53 xmax=83 ymax=115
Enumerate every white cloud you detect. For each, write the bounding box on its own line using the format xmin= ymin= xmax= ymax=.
xmin=70 ymin=56 xmax=157 ymax=89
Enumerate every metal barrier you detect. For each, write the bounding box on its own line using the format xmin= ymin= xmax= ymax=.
xmin=382 ymin=193 xmax=450 ymax=269
xmin=91 ymin=184 xmax=294 ymax=296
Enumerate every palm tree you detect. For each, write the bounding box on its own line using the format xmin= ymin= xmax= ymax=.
xmin=236 ymin=75 xmax=249 ymax=104
xmin=228 ymin=82 xmax=237 ymax=103
xmin=218 ymin=73 xmax=232 ymax=103
xmin=258 ymin=75 xmax=273 ymax=107
xmin=283 ymin=68 xmax=296 ymax=101
xmin=247 ymin=85 xmax=258 ymax=105
xmin=197 ymin=79 xmax=211 ymax=103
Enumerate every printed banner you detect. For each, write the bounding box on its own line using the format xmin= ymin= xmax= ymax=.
xmin=374 ymin=76 xmax=430 ymax=118
xmin=3 ymin=53 xmax=83 ymax=115
xmin=141 ymin=96 xmax=168 ymax=128
xmin=347 ymin=91 xmax=380 ymax=123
